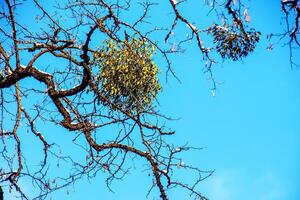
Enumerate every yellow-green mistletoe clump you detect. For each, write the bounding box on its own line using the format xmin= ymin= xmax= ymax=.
xmin=94 ymin=38 xmax=161 ymax=112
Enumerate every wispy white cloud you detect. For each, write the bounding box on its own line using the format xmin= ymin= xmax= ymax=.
xmin=256 ymin=171 xmax=286 ymax=200
xmin=202 ymin=170 xmax=236 ymax=200
xmin=201 ymin=169 xmax=287 ymax=200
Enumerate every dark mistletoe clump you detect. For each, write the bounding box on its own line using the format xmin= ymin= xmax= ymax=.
xmin=211 ymin=24 xmax=260 ymax=61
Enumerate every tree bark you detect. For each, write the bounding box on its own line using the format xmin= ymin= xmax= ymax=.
xmin=0 ymin=186 xmax=3 ymax=200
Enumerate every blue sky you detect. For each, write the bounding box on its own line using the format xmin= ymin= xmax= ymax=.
xmin=157 ymin=1 xmax=300 ymax=199
xmin=1 ymin=0 xmax=300 ymax=200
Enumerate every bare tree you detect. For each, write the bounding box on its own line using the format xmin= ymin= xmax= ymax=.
xmin=280 ymin=0 xmax=300 ymax=67
xmin=0 ymin=186 xmax=3 ymax=200
xmin=0 ymin=0 xmax=298 ymax=200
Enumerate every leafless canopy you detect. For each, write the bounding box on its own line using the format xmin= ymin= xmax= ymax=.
xmin=280 ymin=0 xmax=300 ymax=67
xmin=0 ymin=0 xmax=298 ymax=200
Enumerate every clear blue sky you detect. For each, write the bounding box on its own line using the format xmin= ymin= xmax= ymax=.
xmin=1 ymin=0 xmax=300 ymax=200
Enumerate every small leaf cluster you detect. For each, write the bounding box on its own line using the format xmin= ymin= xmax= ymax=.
xmin=94 ymin=38 xmax=161 ymax=112
xmin=211 ymin=24 xmax=260 ymax=60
